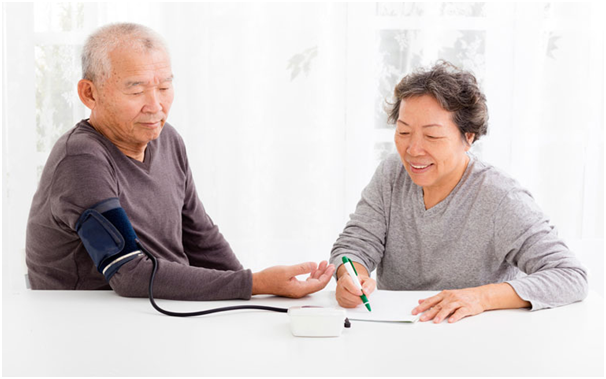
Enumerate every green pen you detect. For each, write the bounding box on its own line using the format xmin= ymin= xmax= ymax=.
xmin=342 ymin=256 xmax=372 ymax=312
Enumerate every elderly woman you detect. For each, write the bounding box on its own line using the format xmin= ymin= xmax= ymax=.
xmin=330 ymin=61 xmax=588 ymax=323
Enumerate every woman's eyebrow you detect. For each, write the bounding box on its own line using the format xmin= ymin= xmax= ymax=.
xmin=397 ymin=120 xmax=443 ymax=128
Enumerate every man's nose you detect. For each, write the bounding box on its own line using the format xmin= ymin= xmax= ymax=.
xmin=142 ymin=89 xmax=162 ymax=114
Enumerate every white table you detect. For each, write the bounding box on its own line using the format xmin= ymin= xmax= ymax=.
xmin=3 ymin=289 xmax=603 ymax=376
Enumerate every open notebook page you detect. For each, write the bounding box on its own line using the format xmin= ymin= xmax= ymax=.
xmin=342 ymin=290 xmax=440 ymax=323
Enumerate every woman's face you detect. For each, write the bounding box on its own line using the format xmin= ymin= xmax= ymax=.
xmin=394 ymin=95 xmax=474 ymax=197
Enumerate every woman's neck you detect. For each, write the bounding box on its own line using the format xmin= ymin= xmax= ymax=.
xmin=422 ymin=154 xmax=470 ymax=210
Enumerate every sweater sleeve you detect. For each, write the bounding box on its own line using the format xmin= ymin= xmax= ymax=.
xmin=494 ymin=189 xmax=588 ymax=310
xmin=329 ymin=159 xmax=390 ymax=275
xmin=180 ymin=163 xmax=245 ymax=272
xmin=52 ymin=152 xmax=252 ymax=300
xmin=109 ymin=254 xmax=252 ymax=300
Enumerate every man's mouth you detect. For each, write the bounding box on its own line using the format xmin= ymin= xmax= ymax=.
xmin=140 ymin=121 xmax=162 ymax=127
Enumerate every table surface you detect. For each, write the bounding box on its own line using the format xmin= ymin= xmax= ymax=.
xmin=3 ymin=289 xmax=604 ymax=376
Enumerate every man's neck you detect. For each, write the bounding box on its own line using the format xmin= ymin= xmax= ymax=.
xmin=115 ymin=142 xmax=146 ymax=162
xmin=87 ymin=118 xmax=147 ymax=162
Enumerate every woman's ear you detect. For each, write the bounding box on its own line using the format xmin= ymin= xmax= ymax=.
xmin=464 ymin=132 xmax=475 ymax=150
xmin=77 ymin=79 xmax=98 ymax=110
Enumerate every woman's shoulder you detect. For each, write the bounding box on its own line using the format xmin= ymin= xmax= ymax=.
xmin=468 ymin=154 xmax=533 ymax=204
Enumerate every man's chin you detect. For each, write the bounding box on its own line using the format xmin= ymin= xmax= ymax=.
xmin=139 ymin=127 xmax=164 ymax=143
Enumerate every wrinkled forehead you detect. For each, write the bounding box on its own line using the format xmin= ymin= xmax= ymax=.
xmin=107 ymin=46 xmax=173 ymax=84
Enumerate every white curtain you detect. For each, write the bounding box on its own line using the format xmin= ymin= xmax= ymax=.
xmin=2 ymin=2 xmax=603 ymax=292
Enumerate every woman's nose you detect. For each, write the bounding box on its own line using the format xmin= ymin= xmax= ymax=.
xmin=406 ymin=135 xmax=425 ymax=156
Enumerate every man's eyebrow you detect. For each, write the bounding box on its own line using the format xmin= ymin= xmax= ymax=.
xmin=124 ymin=80 xmax=146 ymax=88
xmin=397 ymin=120 xmax=442 ymax=128
xmin=124 ymin=76 xmax=174 ymax=88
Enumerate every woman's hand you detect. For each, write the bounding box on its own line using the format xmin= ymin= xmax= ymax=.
xmin=412 ymin=287 xmax=487 ymax=323
xmin=335 ymin=262 xmax=376 ymax=308
xmin=412 ymin=283 xmax=531 ymax=323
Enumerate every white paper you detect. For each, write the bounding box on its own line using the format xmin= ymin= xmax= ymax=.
xmin=342 ymin=290 xmax=440 ymax=323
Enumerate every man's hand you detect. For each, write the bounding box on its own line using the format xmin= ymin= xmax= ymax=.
xmin=411 ymin=283 xmax=531 ymax=323
xmin=335 ymin=262 xmax=376 ymax=308
xmin=252 ymin=261 xmax=335 ymax=298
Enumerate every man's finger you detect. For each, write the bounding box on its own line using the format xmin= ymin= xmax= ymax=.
xmin=318 ymin=260 xmax=328 ymax=271
xmin=297 ymin=276 xmax=330 ymax=296
xmin=308 ymin=266 xmax=334 ymax=285
xmin=289 ymin=262 xmax=317 ymax=277
xmin=317 ymin=264 xmax=335 ymax=282
xmin=309 ymin=261 xmax=328 ymax=280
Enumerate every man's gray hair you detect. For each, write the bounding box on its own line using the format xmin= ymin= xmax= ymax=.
xmin=81 ymin=22 xmax=170 ymax=83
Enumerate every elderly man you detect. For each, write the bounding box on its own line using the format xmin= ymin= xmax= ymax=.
xmin=26 ymin=23 xmax=334 ymax=300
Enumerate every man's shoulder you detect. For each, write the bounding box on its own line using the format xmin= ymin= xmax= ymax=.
xmin=39 ymin=121 xmax=109 ymax=173
xmin=159 ymin=122 xmax=185 ymax=146
xmin=61 ymin=120 xmax=112 ymax=157
xmin=156 ymin=122 xmax=190 ymax=165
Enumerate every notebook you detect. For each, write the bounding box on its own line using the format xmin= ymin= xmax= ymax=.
xmin=342 ymin=289 xmax=440 ymax=323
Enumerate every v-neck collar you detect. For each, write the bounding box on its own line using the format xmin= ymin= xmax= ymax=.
xmin=81 ymin=119 xmax=155 ymax=173
xmin=128 ymin=145 xmax=153 ymax=173
xmin=413 ymin=153 xmax=475 ymax=217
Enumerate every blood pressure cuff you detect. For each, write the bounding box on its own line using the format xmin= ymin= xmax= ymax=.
xmin=75 ymin=198 xmax=143 ymax=281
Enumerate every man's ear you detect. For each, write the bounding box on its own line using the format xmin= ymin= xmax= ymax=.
xmin=77 ymin=79 xmax=98 ymax=110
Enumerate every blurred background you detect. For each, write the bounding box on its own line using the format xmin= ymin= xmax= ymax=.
xmin=2 ymin=2 xmax=603 ymax=294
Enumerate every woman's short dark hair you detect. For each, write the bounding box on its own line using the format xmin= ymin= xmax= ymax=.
xmin=387 ymin=60 xmax=488 ymax=143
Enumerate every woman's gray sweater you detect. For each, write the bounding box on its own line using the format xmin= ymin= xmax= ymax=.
xmin=330 ymin=153 xmax=588 ymax=310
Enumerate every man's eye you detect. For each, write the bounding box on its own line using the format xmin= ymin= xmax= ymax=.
xmin=427 ymin=135 xmax=440 ymax=139
xmin=398 ymin=132 xmax=409 ymax=136
xmin=131 ymin=92 xmax=143 ymax=96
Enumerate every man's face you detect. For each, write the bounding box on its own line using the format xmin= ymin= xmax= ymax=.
xmin=394 ymin=95 xmax=472 ymax=195
xmin=91 ymin=46 xmax=174 ymax=148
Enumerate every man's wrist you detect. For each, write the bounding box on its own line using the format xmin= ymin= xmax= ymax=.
xmin=251 ymin=272 xmax=266 ymax=295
